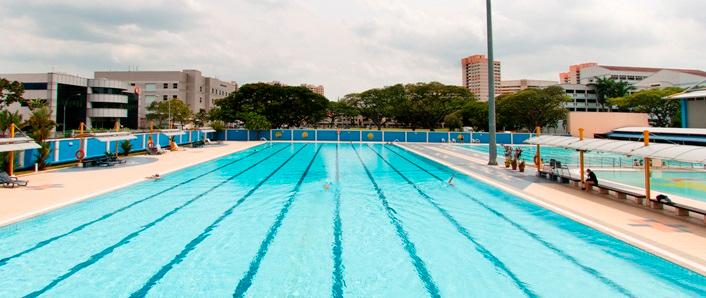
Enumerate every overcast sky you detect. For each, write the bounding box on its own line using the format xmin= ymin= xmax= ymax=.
xmin=1 ymin=0 xmax=705 ymax=99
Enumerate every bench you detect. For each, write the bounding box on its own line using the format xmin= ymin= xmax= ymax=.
xmin=589 ymin=184 xmax=647 ymax=202
xmin=650 ymin=199 xmax=706 ymax=224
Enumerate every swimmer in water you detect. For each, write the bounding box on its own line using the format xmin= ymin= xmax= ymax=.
xmin=447 ymin=174 xmax=455 ymax=185
xmin=323 ymin=181 xmax=332 ymax=191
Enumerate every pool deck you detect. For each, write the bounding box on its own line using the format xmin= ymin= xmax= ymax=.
xmin=0 ymin=141 xmax=263 ymax=227
xmin=399 ymin=143 xmax=706 ymax=276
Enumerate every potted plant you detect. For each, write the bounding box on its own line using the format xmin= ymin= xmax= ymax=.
xmin=503 ymin=145 xmax=512 ymax=168
xmin=511 ymin=158 xmax=518 ymax=170
xmin=519 ymin=160 xmax=526 ymax=172
xmin=504 ymin=159 xmax=511 ymax=168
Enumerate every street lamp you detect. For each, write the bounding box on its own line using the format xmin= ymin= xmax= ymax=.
xmin=63 ymin=93 xmax=81 ymax=134
xmin=486 ymin=0 xmax=498 ymax=165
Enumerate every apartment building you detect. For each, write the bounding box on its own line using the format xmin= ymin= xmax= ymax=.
xmin=499 ymin=79 xmax=557 ymax=95
xmin=461 ymin=54 xmax=501 ymax=101
xmin=301 ymin=84 xmax=325 ymax=96
xmin=95 ymin=70 xmax=237 ymax=127
xmin=0 ymin=72 xmax=138 ymax=130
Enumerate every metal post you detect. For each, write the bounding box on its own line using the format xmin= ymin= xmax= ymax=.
xmin=8 ymin=124 xmax=15 ymax=176
xmin=579 ymin=128 xmax=585 ymax=185
xmin=643 ymin=130 xmax=651 ymax=205
xmin=535 ymin=127 xmax=541 ymax=171
xmin=486 ymin=0 xmax=497 ymax=165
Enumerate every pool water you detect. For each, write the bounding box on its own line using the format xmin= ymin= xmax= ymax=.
xmin=595 ymin=170 xmax=706 ymax=202
xmin=0 ymin=143 xmax=704 ymax=297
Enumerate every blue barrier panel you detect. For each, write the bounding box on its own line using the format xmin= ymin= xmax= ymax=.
xmin=429 ymin=132 xmax=449 ymax=143
xmin=158 ymin=134 xmax=170 ymax=147
xmin=293 ymin=130 xmax=316 ymax=141
xmin=406 ymin=132 xmax=427 ymax=143
xmin=217 ymin=131 xmax=226 ymax=140
xmin=340 ymin=130 xmax=361 ymax=142
xmin=497 ymin=133 xmax=512 ymax=145
xmin=227 ymin=130 xmax=248 ymax=141
xmin=472 ymin=132 xmax=488 ymax=144
xmin=87 ymin=138 xmax=105 ymax=158
xmin=513 ymin=133 xmax=533 ymax=144
xmin=317 ymin=130 xmax=338 ymax=141
xmin=362 ymin=131 xmax=382 ymax=142
xmin=129 ymin=136 xmax=144 ymax=152
xmin=58 ymin=139 xmax=81 ymax=163
xmin=447 ymin=132 xmax=470 ymax=143
xmin=271 ymin=129 xmax=292 ymax=141
xmin=383 ymin=131 xmax=405 ymax=142
xmin=22 ymin=148 xmax=38 ymax=168
xmin=248 ymin=130 xmax=270 ymax=141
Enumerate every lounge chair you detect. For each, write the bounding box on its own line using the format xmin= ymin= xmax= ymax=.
xmin=1 ymin=171 xmax=28 ymax=188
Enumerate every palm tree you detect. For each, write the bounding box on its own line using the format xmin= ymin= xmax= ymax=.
xmin=24 ymin=106 xmax=56 ymax=170
xmin=593 ymin=77 xmax=633 ymax=111
xmin=0 ymin=110 xmax=23 ymax=137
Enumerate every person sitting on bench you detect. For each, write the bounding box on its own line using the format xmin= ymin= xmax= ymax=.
xmin=584 ymin=169 xmax=598 ymax=191
xmin=656 ymin=194 xmax=672 ymax=204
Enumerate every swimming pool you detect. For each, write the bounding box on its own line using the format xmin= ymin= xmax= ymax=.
xmin=0 ymin=143 xmax=704 ymax=297
xmin=594 ymin=170 xmax=706 ymax=202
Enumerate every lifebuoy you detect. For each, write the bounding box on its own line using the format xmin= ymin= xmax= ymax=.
xmin=75 ymin=149 xmax=85 ymax=160
xmin=533 ymin=154 xmax=540 ymax=166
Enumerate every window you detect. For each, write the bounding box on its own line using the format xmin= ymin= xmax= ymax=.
xmin=130 ymin=83 xmax=135 ymax=86
xmin=199 ymin=86 xmax=203 ymax=92
xmin=173 ymin=83 xmax=178 ymax=89
xmin=21 ymin=82 xmax=48 ymax=90
xmin=172 ymin=95 xmax=177 ymax=99
xmin=145 ymin=83 xmax=156 ymax=91
xmin=163 ymin=95 xmax=168 ymax=101
xmin=199 ymin=97 xmax=202 ymax=103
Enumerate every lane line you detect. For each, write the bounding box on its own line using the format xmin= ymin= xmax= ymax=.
xmin=130 ymin=144 xmax=311 ymax=297
xmin=232 ymin=145 xmax=323 ymax=297
xmin=0 ymin=144 xmax=281 ymax=267
xmin=383 ymin=145 xmax=635 ymax=297
xmin=365 ymin=144 xmax=537 ymax=298
xmin=331 ymin=144 xmax=345 ymax=298
xmin=24 ymin=144 xmax=294 ymax=298
xmin=351 ymin=144 xmax=441 ymax=298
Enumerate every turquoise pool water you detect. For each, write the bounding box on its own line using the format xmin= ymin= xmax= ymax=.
xmin=595 ymin=170 xmax=706 ymax=202
xmin=0 ymin=143 xmax=704 ymax=297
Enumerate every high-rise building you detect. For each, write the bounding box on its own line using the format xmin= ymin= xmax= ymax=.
xmin=0 ymin=72 xmax=139 ymax=130
xmin=301 ymin=84 xmax=325 ymax=96
xmin=94 ymin=70 xmax=237 ymax=127
xmin=499 ymin=79 xmax=557 ymax=95
xmin=461 ymin=54 xmax=501 ymax=101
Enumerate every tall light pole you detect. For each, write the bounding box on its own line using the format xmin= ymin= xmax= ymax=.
xmin=486 ymin=0 xmax=498 ymax=165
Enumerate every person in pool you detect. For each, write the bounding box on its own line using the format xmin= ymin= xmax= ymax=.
xmin=584 ymin=169 xmax=598 ymax=191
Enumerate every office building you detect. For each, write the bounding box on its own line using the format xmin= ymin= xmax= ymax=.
xmin=499 ymin=79 xmax=557 ymax=95
xmin=559 ymin=62 xmax=706 ymax=86
xmin=461 ymin=54 xmax=501 ymax=101
xmin=95 ymin=70 xmax=237 ymax=127
xmin=0 ymin=72 xmax=138 ymax=130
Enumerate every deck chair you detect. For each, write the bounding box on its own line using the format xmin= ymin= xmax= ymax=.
xmin=1 ymin=171 xmax=28 ymax=188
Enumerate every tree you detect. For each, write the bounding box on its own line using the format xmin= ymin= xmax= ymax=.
xmin=326 ymin=100 xmax=358 ymax=128
xmin=211 ymin=83 xmax=328 ymax=128
xmin=24 ymin=105 xmax=56 ymax=170
xmin=444 ymin=112 xmax=463 ymax=131
xmin=345 ymin=84 xmax=403 ymax=130
xmin=497 ymin=86 xmax=570 ymax=131
xmin=194 ymin=109 xmax=209 ymax=127
xmin=241 ymin=112 xmax=271 ymax=139
xmin=593 ymin=77 xmax=633 ymax=110
xmin=400 ymin=82 xmax=474 ymax=130
xmin=459 ymin=101 xmax=488 ymax=131
xmin=0 ymin=110 xmax=23 ymax=137
xmin=0 ymin=78 xmax=24 ymax=108
xmin=609 ymin=87 xmax=683 ymax=127
xmin=146 ymin=99 xmax=192 ymax=128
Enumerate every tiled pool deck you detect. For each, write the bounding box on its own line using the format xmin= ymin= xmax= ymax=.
xmin=0 ymin=142 xmax=263 ymax=227
xmin=398 ymin=143 xmax=706 ymax=276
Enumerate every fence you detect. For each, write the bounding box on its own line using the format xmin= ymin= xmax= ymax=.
xmin=12 ymin=129 xmax=533 ymax=171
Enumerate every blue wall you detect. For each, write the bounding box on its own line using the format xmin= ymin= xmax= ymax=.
xmin=13 ymin=129 xmax=535 ymax=170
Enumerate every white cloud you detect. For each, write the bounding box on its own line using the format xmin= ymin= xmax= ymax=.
xmin=1 ymin=0 xmax=705 ymax=99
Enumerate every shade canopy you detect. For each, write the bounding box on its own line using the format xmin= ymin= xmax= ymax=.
xmin=199 ymin=128 xmax=216 ymax=133
xmin=0 ymin=137 xmax=41 ymax=153
xmin=160 ymin=129 xmax=184 ymax=137
xmin=525 ymin=135 xmax=706 ymax=164
xmin=94 ymin=132 xmax=137 ymax=142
